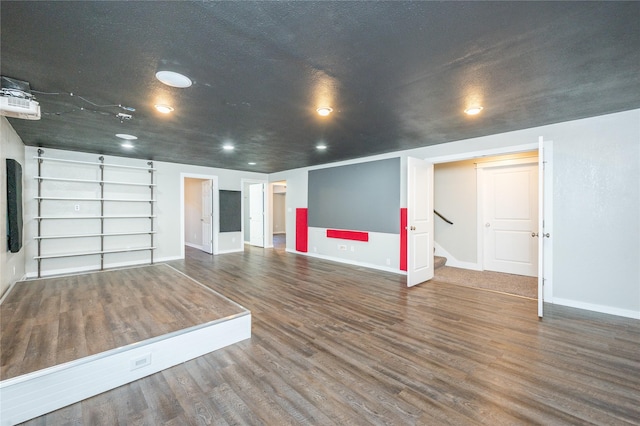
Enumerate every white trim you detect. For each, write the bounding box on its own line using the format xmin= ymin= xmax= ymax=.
xmin=427 ymin=143 xmax=539 ymax=164
xmin=551 ymin=297 xmax=640 ymax=320
xmin=286 ymin=248 xmax=405 ymax=275
xmin=217 ymin=248 xmax=244 ymax=255
xmin=434 ymin=242 xmax=481 ymax=271
xmin=185 ymin=242 xmax=205 ymax=250
xmin=24 ymin=258 xmax=159 ymax=279
xmin=475 ymin=157 xmax=538 ymax=169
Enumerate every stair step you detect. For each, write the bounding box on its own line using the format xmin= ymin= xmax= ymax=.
xmin=434 ymin=256 xmax=447 ymax=270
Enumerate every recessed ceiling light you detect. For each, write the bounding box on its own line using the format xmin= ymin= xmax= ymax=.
xmin=121 ymin=142 xmax=134 ymax=149
xmin=155 ymin=71 xmax=192 ymax=88
xmin=223 ymin=144 xmax=234 ymax=151
xmin=316 ymin=144 xmax=327 ymax=150
xmin=248 ymin=162 xmax=256 ymax=165
xmin=115 ymin=133 xmax=137 ymax=140
xmin=155 ymin=104 xmax=174 ymax=114
xmin=316 ymin=107 xmax=333 ymax=116
xmin=464 ymin=106 xmax=483 ymax=115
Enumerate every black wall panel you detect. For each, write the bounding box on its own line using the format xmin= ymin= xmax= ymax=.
xmin=6 ymin=159 xmax=23 ymax=253
xmin=219 ymin=190 xmax=241 ymax=232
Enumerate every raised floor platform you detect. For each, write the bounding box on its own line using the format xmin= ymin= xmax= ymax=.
xmin=0 ymin=264 xmax=251 ymax=425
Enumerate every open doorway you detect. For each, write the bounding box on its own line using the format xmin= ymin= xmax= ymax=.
xmin=181 ymin=173 xmax=219 ymax=258
xmin=413 ymin=141 xmax=552 ymax=317
xmin=272 ymin=181 xmax=287 ymax=250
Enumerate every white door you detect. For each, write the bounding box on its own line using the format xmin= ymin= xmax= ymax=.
xmin=201 ymin=180 xmax=213 ymax=254
xmin=483 ymin=163 xmax=538 ymax=276
xmin=407 ymin=157 xmax=434 ymax=287
xmin=249 ymin=183 xmax=264 ymax=247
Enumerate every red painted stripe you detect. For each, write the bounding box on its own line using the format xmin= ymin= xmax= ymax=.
xmin=400 ymin=208 xmax=407 ymax=271
xmin=326 ymin=229 xmax=369 ymax=242
xmin=295 ymin=208 xmax=308 ymax=252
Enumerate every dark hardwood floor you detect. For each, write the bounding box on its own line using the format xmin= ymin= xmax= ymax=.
xmin=1 ymin=264 xmax=245 ymax=380
xmin=19 ymin=245 xmax=640 ymax=425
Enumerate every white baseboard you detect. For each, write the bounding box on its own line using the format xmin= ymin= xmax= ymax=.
xmin=285 ymin=249 xmax=405 ymax=275
xmin=434 ymin=242 xmax=482 ymax=271
xmin=217 ymin=248 xmax=244 ymax=254
xmin=24 ymin=257 xmax=181 ymax=279
xmin=551 ymin=297 xmax=640 ymax=320
xmin=185 ymin=242 xmax=204 ymax=250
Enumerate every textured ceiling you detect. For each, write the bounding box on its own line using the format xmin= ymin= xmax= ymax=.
xmin=1 ymin=1 xmax=639 ymax=173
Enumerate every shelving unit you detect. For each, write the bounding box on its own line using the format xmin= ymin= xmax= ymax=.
xmin=34 ymin=149 xmax=156 ymax=277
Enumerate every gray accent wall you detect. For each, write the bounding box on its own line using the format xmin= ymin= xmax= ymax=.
xmin=308 ymin=158 xmax=400 ymax=234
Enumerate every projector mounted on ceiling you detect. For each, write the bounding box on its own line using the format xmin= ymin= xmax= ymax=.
xmin=0 ymin=76 xmax=41 ymax=120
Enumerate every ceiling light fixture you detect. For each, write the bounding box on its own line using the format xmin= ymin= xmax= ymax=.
xmin=223 ymin=144 xmax=234 ymax=151
xmin=464 ymin=106 xmax=483 ymax=115
xmin=155 ymin=71 xmax=192 ymax=88
xmin=121 ymin=142 xmax=134 ymax=149
xmin=154 ymin=104 xmax=174 ymax=114
xmin=248 ymin=162 xmax=256 ymax=165
xmin=316 ymin=144 xmax=327 ymax=150
xmin=316 ymin=107 xmax=333 ymax=116
xmin=115 ymin=133 xmax=137 ymax=140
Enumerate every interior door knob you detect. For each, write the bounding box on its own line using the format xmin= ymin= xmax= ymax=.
xmin=543 ymin=233 xmax=550 ymax=238
xmin=531 ymin=232 xmax=538 ymax=237
xmin=485 ymin=223 xmax=491 ymax=227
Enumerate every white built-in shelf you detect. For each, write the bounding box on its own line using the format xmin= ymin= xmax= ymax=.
xmin=35 ymin=231 xmax=157 ymax=240
xmin=34 ymin=156 xmax=156 ymax=171
xmin=35 ymin=176 xmax=156 ymax=187
xmin=35 ymin=196 xmax=156 ymax=202
xmin=35 ymin=215 xmax=157 ymax=220
xmin=35 ymin=152 xmax=156 ymax=277
xmin=34 ymin=246 xmax=156 ymax=260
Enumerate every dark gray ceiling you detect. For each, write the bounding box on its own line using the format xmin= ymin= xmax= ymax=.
xmin=1 ymin=1 xmax=639 ymax=173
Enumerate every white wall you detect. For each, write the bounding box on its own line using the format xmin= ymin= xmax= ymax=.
xmin=271 ymin=109 xmax=640 ymax=318
xmin=1 ymin=117 xmax=26 ymax=297
xmin=22 ymin=146 xmax=267 ymax=276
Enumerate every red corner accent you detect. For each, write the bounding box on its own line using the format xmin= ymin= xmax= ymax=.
xmin=295 ymin=208 xmax=308 ymax=252
xmin=326 ymin=229 xmax=369 ymax=242
xmin=400 ymin=208 xmax=407 ymax=271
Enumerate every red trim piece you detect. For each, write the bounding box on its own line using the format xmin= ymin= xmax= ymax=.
xmin=295 ymin=208 xmax=308 ymax=252
xmin=400 ymin=208 xmax=407 ymax=271
xmin=326 ymin=229 xmax=369 ymax=242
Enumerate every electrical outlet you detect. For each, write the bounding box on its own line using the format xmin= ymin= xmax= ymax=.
xmin=338 ymin=244 xmax=347 ymax=251
xmin=351 ymin=246 xmax=354 ymax=252
xmin=386 ymin=258 xmax=391 ymax=265
xmin=130 ymin=353 xmax=151 ymax=371
xmin=313 ymin=246 xmax=317 ymax=252
xmin=74 ymin=204 xmax=80 ymax=211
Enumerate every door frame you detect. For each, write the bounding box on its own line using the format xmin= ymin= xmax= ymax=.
xmin=424 ymin=141 xmax=553 ymax=311
xmin=241 ymin=178 xmax=268 ymax=248
xmin=180 ymin=173 xmax=219 ymax=258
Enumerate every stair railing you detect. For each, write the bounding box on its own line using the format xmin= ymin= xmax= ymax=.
xmin=434 ymin=210 xmax=453 ymax=225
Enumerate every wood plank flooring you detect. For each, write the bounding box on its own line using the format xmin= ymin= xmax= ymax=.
xmin=18 ymin=245 xmax=640 ymax=425
xmin=1 ymin=264 xmax=245 ymax=380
